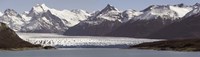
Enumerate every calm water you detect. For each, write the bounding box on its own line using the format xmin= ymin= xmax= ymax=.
xmin=0 ymin=48 xmax=199 ymax=57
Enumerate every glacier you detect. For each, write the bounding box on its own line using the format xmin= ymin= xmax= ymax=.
xmin=17 ymin=33 xmax=161 ymax=48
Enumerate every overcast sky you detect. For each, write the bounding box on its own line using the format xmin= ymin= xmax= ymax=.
xmin=0 ymin=0 xmax=199 ymax=13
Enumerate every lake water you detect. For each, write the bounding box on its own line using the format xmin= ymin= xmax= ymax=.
xmin=0 ymin=48 xmax=200 ymax=57
xmin=0 ymin=33 xmax=199 ymax=57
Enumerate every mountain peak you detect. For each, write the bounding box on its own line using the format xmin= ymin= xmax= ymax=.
xmin=4 ymin=9 xmax=18 ymax=16
xmin=103 ymin=4 xmax=119 ymax=11
xmin=184 ymin=3 xmax=200 ymax=17
xmin=194 ymin=3 xmax=200 ymax=6
xmin=97 ymin=4 xmax=119 ymax=14
xmin=37 ymin=4 xmax=49 ymax=9
xmin=28 ymin=3 xmax=50 ymax=16
xmin=142 ymin=5 xmax=158 ymax=11
xmin=31 ymin=3 xmax=50 ymax=13
xmin=173 ymin=3 xmax=185 ymax=7
xmin=142 ymin=4 xmax=190 ymax=12
xmin=106 ymin=4 xmax=112 ymax=8
xmin=93 ymin=4 xmax=119 ymax=16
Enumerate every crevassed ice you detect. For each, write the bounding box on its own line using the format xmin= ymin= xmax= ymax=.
xmin=17 ymin=33 xmax=161 ymax=46
xmin=24 ymin=38 xmax=160 ymax=46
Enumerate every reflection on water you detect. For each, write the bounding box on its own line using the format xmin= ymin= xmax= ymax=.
xmin=0 ymin=48 xmax=200 ymax=57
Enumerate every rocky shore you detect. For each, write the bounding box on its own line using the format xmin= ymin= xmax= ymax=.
xmin=130 ymin=39 xmax=200 ymax=51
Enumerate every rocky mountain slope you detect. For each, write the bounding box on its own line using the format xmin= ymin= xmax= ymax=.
xmin=148 ymin=4 xmax=200 ymax=39
xmin=0 ymin=4 xmax=90 ymax=33
xmin=106 ymin=3 xmax=193 ymax=37
xmin=63 ymin=4 xmax=125 ymax=36
xmin=20 ymin=4 xmax=91 ymax=33
xmin=1 ymin=3 xmax=200 ymax=39
xmin=0 ymin=22 xmax=40 ymax=49
xmin=0 ymin=9 xmax=26 ymax=31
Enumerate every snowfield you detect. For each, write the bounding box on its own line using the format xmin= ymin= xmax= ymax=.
xmin=17 ymin=33 xmax=162 ymax=48
xmin=0 ymin=12 xmax=2 ymax=16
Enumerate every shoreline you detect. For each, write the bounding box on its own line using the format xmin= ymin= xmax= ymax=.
xmin=0 ymin=46 xmax=56 ymax=51
xmin=130 ymin=39 xmax=200 ymax=52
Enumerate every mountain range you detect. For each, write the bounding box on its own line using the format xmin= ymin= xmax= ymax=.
xmin=148 ymin=3 xmax=200 ymax=39
xmin=0 ymin=4 xmax=90 ymax=33
xmin=1 ymin=3 xmax=200 ymax=39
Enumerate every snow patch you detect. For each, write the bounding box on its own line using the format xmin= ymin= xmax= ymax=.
xmin=135 ymin=5 xmax=193 ymax=20
xmin=0 ymin=14 xmax=25 ymax=31
xmin=169 ymin=6 xmax=192 ymax=17
xmin=34 ymin=4 xmax=49 ymax=12
xmin=184 ymin=5 xmax=200 ymax=17
xmin=19 ymin=4 xmax=91 ymax=33
xmin=0 ymin=12 xmax=3 ymax=16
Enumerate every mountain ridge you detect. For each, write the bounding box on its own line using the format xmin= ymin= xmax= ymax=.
xmin=1 ymin=3 xmax=200 ymax=39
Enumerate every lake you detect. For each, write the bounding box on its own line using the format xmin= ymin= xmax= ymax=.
xmin=0 ymin=48 xmax=200 ymax=57
xmin=3 ymin=33 xmax=197 ymax=57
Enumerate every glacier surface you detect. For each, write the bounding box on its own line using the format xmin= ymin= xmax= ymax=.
xmin=17 ymin=33 xmax=161 ymax=48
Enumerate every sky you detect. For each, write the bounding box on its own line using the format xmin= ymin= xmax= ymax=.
xmin=0 ymin=0 xmax=199 ymax=13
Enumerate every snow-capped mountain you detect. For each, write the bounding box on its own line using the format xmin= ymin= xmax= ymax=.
xmin=1 ymin=3 xmax=200 ymax=37
xmin=121 ymin=9 xmax=142 ymax=22
xmin=20 ymin=4 xmax=91 ymax=33
xmin=0 ymin=4 xmax=91 ymax=33
xmin=64 ymin=3 xmax=198 ymax=36
xmin=148 ymin=7 xmax=200 ymax=39
xmin=64 ymin=4 xmax=127 ymax=36
xmin=106 ymin=3 xmax=194 ymax=38
xmin=135 ymin=3 xmax=192 ymax=20
xmin=0 ymin=9 xmax=26 ymax=31
xmin=184 ymin=3 xmax=200 ymax=18
xmin=89 ymin=4 xmax=122 ymax=21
